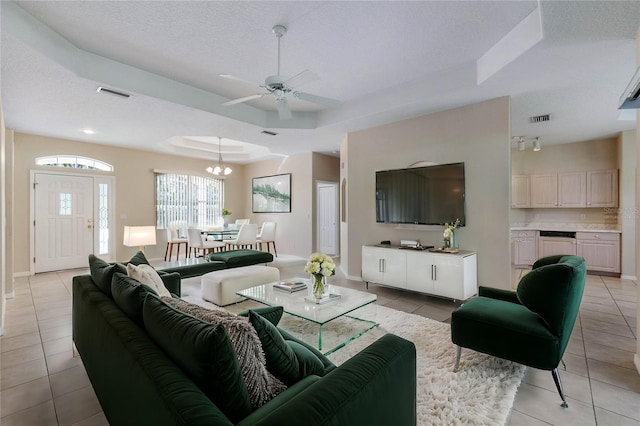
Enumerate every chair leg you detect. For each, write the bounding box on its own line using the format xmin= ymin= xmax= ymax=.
xmin=551 ymin=368 xmax=569 ymax=408
xmin=271 ymin=241 xmax=277 ymax=257
xmin=560 ymin=359 xmax=567 ymax=371
xmin=164 ymin=243 xmax=170 ymax=261
xmin=454 ymin=346 xmax=461 ymax=372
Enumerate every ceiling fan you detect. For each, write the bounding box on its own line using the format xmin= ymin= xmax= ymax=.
xmin=220 ymin=25 xmax=340 ymax=120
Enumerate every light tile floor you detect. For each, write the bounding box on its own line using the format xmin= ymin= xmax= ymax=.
xmin=1 ymin=260 xmax=638 ymax=425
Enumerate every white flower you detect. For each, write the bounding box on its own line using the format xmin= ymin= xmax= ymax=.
xmin=443 ymin=228 xmax=452 ymax=239
xmin=304 ymin=252 xmax=336 ymax=276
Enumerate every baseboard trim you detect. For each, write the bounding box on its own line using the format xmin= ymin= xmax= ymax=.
xmin=14 ymin=271 xmax=30 ymax=278
xmin=621 ymin=275 xmax=637 ymax=281
xmin=346 ymin=274 xmax=363 ymax=282
xmin=5 ymin=291 xmax=15 ymax=299
xmin=634 ymin=354 xmax=640 ymax=375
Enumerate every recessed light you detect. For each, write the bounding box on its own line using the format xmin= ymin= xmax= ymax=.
xmin=82 ymin=129 xmax=95 ymax=135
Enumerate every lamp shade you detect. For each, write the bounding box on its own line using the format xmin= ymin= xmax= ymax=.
xmin=123 ymin=226 xmax=157 ymax=248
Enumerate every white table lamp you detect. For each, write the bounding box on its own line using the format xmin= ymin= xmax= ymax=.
xmin=123 ymin=226 xmax=157 ymax=252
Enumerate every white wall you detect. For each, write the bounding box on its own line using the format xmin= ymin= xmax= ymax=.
xmin=343 ymin=97 xmax=512 ymax=288
xmin=1 ymin=100 xmax=6 ymax=335
xmin=618 ymin=130 xmax=636 ymax=279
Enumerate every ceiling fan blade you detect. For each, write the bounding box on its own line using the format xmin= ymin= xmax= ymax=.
xmin=219 ymin=73 xmax=261 ymax=87
xmin=294 ymin=91 xmax=340 ymax=107
xmin=221 ymin=93 xmax=268 ymax=106
xmin=276 ymin=97 xmax=292 ymax=120
xmin=283 ymin=69 xmax=319 ymax=89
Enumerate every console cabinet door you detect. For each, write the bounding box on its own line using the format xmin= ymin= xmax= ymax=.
xmin=558 ymin=172 xmax=586 ymax=208
xmin=587 ymin=170 xmax=618 ymax=208
xmin=382 ymin=249 xmax=407 ymax=288
xmin=530 ymin=174 xmax=558 ymax=208
xmin=576 ymin=232 xmax=620 ymax=273
xmin=405 ymin=251 xmax=434 ymax=294
xmin=362 ymin=246 xmax=385 ymax=283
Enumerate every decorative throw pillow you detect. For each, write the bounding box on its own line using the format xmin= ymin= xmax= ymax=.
xmin=88 ymin=254 xmax=127 ymax=297
xmin=127 ymin=250 xmax=150 ymax=266
xmin=111 ymin=272 xmax=158 ymax=324
xmin=162 ymin=297 xmax=287 ymax=408
xmin=127 ymin=263 xmax=171 ymax=298
xmin=142 ymin=294 xmax=251 ymax=423
xmin=248 ymin=310 xmax=325 ymax=385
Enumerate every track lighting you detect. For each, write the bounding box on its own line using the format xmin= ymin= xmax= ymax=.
xmin=512 ymin=136 xmax=541 ymax=152
xmin=533 ymin=137 xmax=541 ymax=152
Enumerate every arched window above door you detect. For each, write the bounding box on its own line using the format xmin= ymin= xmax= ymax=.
xmin=36 ymin=155 xmax=113 ymax=172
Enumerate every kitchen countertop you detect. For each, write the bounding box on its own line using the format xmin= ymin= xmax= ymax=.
xmin=510 ymin=223 xmax=621 ymax=233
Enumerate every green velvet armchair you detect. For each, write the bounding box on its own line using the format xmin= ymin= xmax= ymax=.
xmin=451 ymin=255 xmax=586 ymax=408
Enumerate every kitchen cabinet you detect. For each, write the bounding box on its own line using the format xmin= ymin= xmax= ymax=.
xmin=530 ymin=174 xmax=558 ymax=208
xmin=576 ymin=232 xmax=620 ymax=273
xmin=511 ymin=175 xmax=530 ymax=208
xmin=558 ymin=172 xmax=587 ymax=207
xmin=511 ymin=230 xmax=537 ymax=266
xmin=362 ymin=246 xmax=477 ymax=300
xmin=512 ymin=169 xmax=618 ymax=209
xmin=587 ymin=170 xmax=618 ymax=208
xmin=537 ymin=235 xmax=577 ymax=258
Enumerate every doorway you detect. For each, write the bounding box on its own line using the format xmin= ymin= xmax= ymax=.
xmin=31 ymin=172 xmax=115 ymax=273
xmin=316 ymin=181 xmax=339 ymax=255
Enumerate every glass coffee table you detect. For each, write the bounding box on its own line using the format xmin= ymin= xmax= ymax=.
xmin=237 ymin=278 xmax=378 ymax=355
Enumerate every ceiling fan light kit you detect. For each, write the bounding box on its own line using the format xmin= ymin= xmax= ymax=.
xmin=220 ymin=25 xmax=339 ymax=120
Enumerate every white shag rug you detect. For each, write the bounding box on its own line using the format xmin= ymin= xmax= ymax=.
xmin=181 ymin=292 xmax=525 ymax=426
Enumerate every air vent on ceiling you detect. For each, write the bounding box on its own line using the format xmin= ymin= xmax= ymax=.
xmin=96 ymin=86 xmax=131 ymax=99
xmin=530 ymin=114 xmax=550 ymax=123
xmin=261 ymin=130 xmax=278 ymax=136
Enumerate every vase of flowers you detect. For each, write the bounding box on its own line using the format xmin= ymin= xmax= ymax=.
xmin=443 ymin=219 xmax=461 ymax=250
xmin=304 ymin=252 xmax=336 ymax=299
xmin=221 ymin=208 xmax=231 ymax=225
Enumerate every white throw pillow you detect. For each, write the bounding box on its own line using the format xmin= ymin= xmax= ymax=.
xmin=126 ymin=263 xmax=171 ymax=298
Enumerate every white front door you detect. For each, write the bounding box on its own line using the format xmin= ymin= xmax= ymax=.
xmin=317 ymin=182 xmax=338 ymax=255
xmin=34 ymin=173 xmax=94 ymax=272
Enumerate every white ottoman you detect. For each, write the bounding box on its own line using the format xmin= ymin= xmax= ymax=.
xmin=201 ymin=265 xmax=280 ymax=306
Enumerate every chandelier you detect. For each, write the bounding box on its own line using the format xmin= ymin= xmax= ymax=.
xmin=206 ymin=137 xmax=232 ymax=175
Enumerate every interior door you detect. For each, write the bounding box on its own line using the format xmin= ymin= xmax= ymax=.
xmin=34 ymin=173 xmax=94 ymax=272
xmin=317 ymin=182 xmax=338 ymax=255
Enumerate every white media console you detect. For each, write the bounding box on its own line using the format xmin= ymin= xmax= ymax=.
xmin=361 ymin=245 xmax=478 ymax=301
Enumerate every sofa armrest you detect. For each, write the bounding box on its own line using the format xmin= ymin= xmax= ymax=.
xmin=157 ymin=271 xmax=181 ymax=297
xmin=159 ymin=262 xmax=226 ymax=279
xmin=245 ymin=333 xmax=416 ymax=426
xmin=478 ymin=286 xmax=521 ymax=304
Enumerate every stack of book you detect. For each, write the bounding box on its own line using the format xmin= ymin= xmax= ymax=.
xmin=273 ymin=281 xmax=307 ymax=293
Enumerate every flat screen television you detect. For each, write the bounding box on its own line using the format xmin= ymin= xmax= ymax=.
xmin=375 ymin=162 xmax=465 ymax=226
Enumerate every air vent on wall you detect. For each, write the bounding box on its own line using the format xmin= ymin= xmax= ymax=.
xmin=261 ymin=130 xmax=278 ymax=136
xmin=96 ymin=86 xmax=131 ymax=99
xmin=530 ymin=114 xmax=550 ymax=123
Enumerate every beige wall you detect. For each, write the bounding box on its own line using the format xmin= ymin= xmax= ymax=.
xmin=343 ymin=97 xmax=512 ymax=288
xmin=618 ymin=130 xmax=636 ymax=279
xmin=511 ymin=137 xmax=620 ymax=225
xmin=13 ymin=133 xmax=247 ymax=273
xmin=242 ymin=153 xmax=339 ymax=257
xmin=1 ymin=100 xmax=6 ymax=334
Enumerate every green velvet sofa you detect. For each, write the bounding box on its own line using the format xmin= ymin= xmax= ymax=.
xmin=72 ymin=271 xmax=417 ymax=425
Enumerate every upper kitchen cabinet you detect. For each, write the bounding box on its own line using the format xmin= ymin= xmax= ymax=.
xmin=586 ymin=169 xmax=618 ymax=208
xmin=512 ymin=169 xmax=618 ymax=209
xmin=530 ymin=174 xmax=558 ymax=208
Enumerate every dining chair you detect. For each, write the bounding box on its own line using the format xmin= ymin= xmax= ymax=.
xmin=187 ymin=228 xmax=225 ymax=258
xmin=256 ymin=222 xmax=278 ymax=257
xmin=164 ymin=225 xmax=188 ymax=261
xmin=235 ymin=219 xmax=250 ymax=225
xmin=225 ymin=223 xmax=258 ymax=250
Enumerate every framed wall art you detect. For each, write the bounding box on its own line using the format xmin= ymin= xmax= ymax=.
xmin=252 ymin=173 xmax=291 ymax=213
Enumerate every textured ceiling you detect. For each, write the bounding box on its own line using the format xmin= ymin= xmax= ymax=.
xmin=2 ymin=1 xmax=639 ymax=163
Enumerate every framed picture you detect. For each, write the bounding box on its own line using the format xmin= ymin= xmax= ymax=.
xmin=252 ymin=173 xmax=291 ymax=213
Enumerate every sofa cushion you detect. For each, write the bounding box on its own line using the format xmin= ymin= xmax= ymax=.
xmin=208 ymin=250 xmax=273 ymax=267
xmin=142 ymin=294 xmax=252 ymax=423
xmin=127 ymin=263 xmax=171 ymax=298
xmin=248 ymin=310 xmax=325 ymax=385
xmin=161 ymin=297 xmax=286 ymax=408
xmin=111 ymin=273 xmax=158 ymax=324
xmin=127 ymin=250 xmax=150 ymax=266
xmin=89 ymin=255 xmax=127 ymax=297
